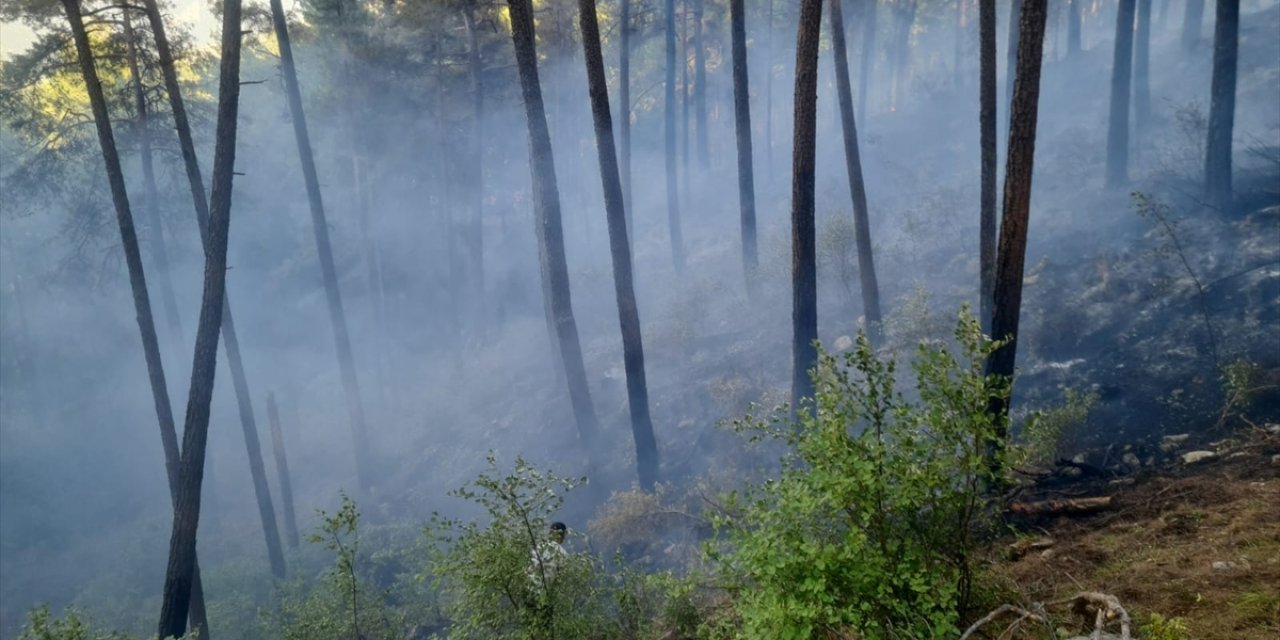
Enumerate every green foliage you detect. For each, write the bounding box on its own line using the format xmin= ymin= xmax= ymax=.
xmin=1217 ymin=358 xmax=1267 ymax=429
xmin=425 ymin=454 xmax=609 ymax=640
xmin=1232 ymin=590 xmax=1280 ymax=626
xmin=1012 ymin=388 xmax=1099 ymax=469
xmin=1139 ymin=613 xmax=1192 ymax=640
xmin=17 ymin=604 xmax=191 ymax=640
xmin=708 ymin=310 xmax=1007 ymax=639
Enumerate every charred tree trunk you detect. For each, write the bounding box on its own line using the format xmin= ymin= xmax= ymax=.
xmin=693 ymin=0 xmax=709 ymax=171
xmin=830 ymin=0 xmax=883 ymax=341
xmin=1105 ymin=0 xmax=1136 ymax=188
xmin=620 ymin=0 xmax=634 ymax=228
xmin=1067 ymin=0 xmax=1081 ymax=56
xmin=729 ymin=0 xmax=759 ymax=299
xmin=859 ymin=0 xmax=877 ymax=120
xmin=1182 ymin=0 xmax=1204 ymax=50
xmin=62 ymin=2 xmax=210 ymax=637
xmin=506 ymin=0 xmax=601 ymax=447
xmin=1134 ymin=0 xmax=1152 ymax=121
xmin=664 ymin=0 xmax=686 ymax=272
xmin=984 ymin=0 xmax=1048 ymax=460
xmin=157 ymin=0 xmax=243 ymax=633
xmin=1204 ymin=0 xmax=1239 ymax=211
xmin=577 ymin=0 xmax=660 ymax=490
xmin=268 ymin=0 xmax=372 ymax=491
xmin=266 ymin=393 xmax=300 ymax=550
xmin=792 ymin=0 xmax=823 ymax=409
xmin=980 ymin=0 xmax=997 ymax=331
xmin=1005 ymin=0 xmax=1022 ymax=111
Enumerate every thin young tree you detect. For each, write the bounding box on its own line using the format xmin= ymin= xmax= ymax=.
xmin=59 ymin=1 xmax=209 ymax=636
xmin=142 ymin=0 xmax=285 ymax=582
xmin=664 ymin=0 xmax=687 ymax=272
xmin=1105 ymin=0 xmax=1137 ymax=187
xmin=792 ymin=0 xmax=823 ymax=408
xmin=830 ymin=0 xmax=882 ymax=341
xmin=505 ymin=0 xmax=601 ymax=447
xmin=266 ymin=393 xmax=300 ymax=550
xmin=980 ymin=0 xmax=997 ymax=329
xmin=1204 ymin=0 xmax=1239 ymax=211
xmin=984 ymin=0 xmax=1049 ymax=457
xmin=268 ymin=0 xmax=373 ymax=491
xmin=577 ymin=0 xmax=660 ymax=490
xmin=729 ymin=0 xmax=759 ymax=299
xmin=620 ymin=0 xmax=634 ymax=226
xmin=158 ymin=0 xmax=244 ymax=633
xmin=693 ymin=0 xmax=709 ymax=170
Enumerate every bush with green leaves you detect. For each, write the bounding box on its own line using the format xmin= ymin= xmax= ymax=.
xmin=708 ymin=311 xmax=1007 ymax=639
xmin=1012 ymin=388 xmax=1099 ymax=470
xmin=17 ymin=604 xmax=191 ymax=640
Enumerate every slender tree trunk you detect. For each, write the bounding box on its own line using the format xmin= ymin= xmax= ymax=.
xmin=620 ymin=0 xmax=633 ymax=230
xmin=693 ymin=0 xmax=709 ymax=170
xmin=506 ymin=0 xmax=601 ymax=447
xmin=955 ymin=0 xmax=966 ymax=84
xmin=157 ymin=0 xmax=243 ymax=633
xmin=1005 ymin=0 xmax=1022 ymax=111
xmin=984 ymin=0 xmax=1048 ymax=456
xmin=1134 ymin=0 xmax=1152 ymax=121
xmin=729 ymin=0 xmax=759 ymax=299
xmin=463 ymin=4 xmax=485 ymax=304
xmin=765 ymin=0 xmax=775 ymax=177
xmin=122 ymin=10 xmax=184 ymax=355
xmin=577 ymin=0 xmax=659 ymax=490
xmin=681 ymin=3 xmax=691 ymax=206
xmin=268 ymin=0 xmax=372 ymax=491
xmin=62 ymin=2 xmax=210 ymax=637
xmin=266 ymin=392 xmax=300 ymax=550
xmin=1105 ymin=0 xmax=1136 ymax=187
xmin=792 ymin=0 xmax=823 ymax=409
xmin=664 ymin=0 xmax=686 ymax=271
xmin=1182 ymin=0 xmax=1204 ymax=50
xmin=980 ymin=0 xmax=997 ymax=331
xmin=890 ymin=1 xmax=916 ymax=110
xmin=1067 ymin=0 xmax=1081 ymax=56
xmin=859 ymin=0 xmax=877 ymax=120
xmin=830 ymin=0 xmax=883 ymax=341
xmin=1204 ymin=0 xmax=1239 ymax=211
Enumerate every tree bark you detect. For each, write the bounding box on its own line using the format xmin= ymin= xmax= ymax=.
xmin=1182 ymin=0 xmax=1204 ymax=50
xmin=729 ymin=0 xmax=759 ymax=300
xmin=268 ymin=0 xmax=372 ymax=491
xmin=664 ymin=0 xmax=686 ymax=272
xmin=1105 ymin=0 xmax=1136 ymax=188
xmin=1005 ymin=0 xmax=1022 ymax=111
xmin=1204 ymin=0 xmax=1239 ymax=211
xmin=980 ymin=0 xmax=997 ymax=332
xmin=506 ymin=0 xmax=601 ymax=447
xmin=693 ymin=0 xmax=709 ymax=171
xmin=1066 ymin=0 xmax=1081 ymax=56
xmin=620 ymin=0 xmax=633 ymax=229
xmin=61 ymin=2 xmax=210 ymax=637
xmin=984 ymin=0 xmax=1048 ymax=460
xmin=266 ymin=392 xmax=300 ymax=550
xmin=859 ymin=0 xmax=877 ymax=120
xmin=792 ymin=0 xmax=823 ymax=410
xmin=157 ymin=0 xmax=243 ymax=632
xmin=830 ymin=0 xmax=883 ymax=341
xmin=1134 ymin=0 xmax=1152 ymax=121
xmin=577 ymin=0 xmax=660 ymax=490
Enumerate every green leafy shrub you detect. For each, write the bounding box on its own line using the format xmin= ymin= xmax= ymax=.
xmin=708 ymin=310 xmax=1006 ymax=639
xmin=1139 ymin=613 xmax=1192 ymax=640
xmin=18 ymin=604 xmax=188 ymax=640
xmin=1012 ymin=388 xmax=1099 ymax=469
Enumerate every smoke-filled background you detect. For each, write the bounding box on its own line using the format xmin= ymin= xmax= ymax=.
xmin=1 ymin=0 xmax=1277 ymax=635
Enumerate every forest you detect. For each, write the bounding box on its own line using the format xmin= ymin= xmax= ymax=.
xmin=0 ymin=0 xmax=1277 ymax=637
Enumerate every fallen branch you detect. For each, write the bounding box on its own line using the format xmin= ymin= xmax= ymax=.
xmin=969 ymin=592 xmax=1132 ymax=640
xmin=1009 ymin=496 xmax=1113 ymax=516
xmin=959 ymin=604 xmax=1046 ymax=640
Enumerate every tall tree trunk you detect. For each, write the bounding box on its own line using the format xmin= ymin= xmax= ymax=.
xmin=830 ymin=0 xmax=883 ymax=341
xmin=577 ymin=0 xmax=660 ymax=490
xmin=1134 ymin=0 xmax=1152 ymax=121
xmin=890 ymin=1 xmax=917 ymax=110
xmin=1067 ymin=0 xmax=1081 ymax=56
xmin=1105 ymin=0 xmax=1137 ymax=187
xmin=266 ymin=392 xmax=300 ymax=550
xmin=506 ymin=0 xmax=601 ymax=447
xmin=980 ymin=0 xmax=997 ymax=331
xmin=157 ymin=0 xmax=243 ymax=633
xmin=955 ymin=0 xmax=966 ymax=84
xmin=1204 ymin=0 xmax=1239 ymax=211
xmin=681 ymin=2 xmax=691 ymax=207
xmin=858 ymin=0 xmax=877 ymax=120
xmin=984 ymin=0 xmax=1048 ymax=459
xmin=765 ymin=0 xmax=775 ymax=176
xmin=1181 ymin=0 xmax=1204 ymax=50
xmin=463 ymin=4 xmax=485 ymax=305
xmin=693 ymin=0 xmax=709 ymax=170
xmin=61 ymin=2 xmax=210 ymax=637
xmin=792 ymin=0 xmax=823 ymax=409
xmin=122 ymin=10 xmax=184 ymax=356
xmin=620 ymin=0 xmax=633 ymax=230
xmin=664 ymin=0 xmax=686 ymax=272
xmin=729 ymin=0 xmax=759 ymax=299
xmin=1005 ymin=0 xmax=1022 ymax=110
xmin=144 ymin=0 xmax=285 ymax=580
xmin=268 ymin=0 xmax=372 ymax=491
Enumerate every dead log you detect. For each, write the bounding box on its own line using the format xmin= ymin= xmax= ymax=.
xmin=1009 ymin=496 xmax=1113 ymax=516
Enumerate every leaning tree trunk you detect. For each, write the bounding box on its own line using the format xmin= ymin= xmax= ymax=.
xmin=1005 ymin=0 xmax=1022 ymax=112
xmin=60 ymin=2 xmax=209 ymax=637
xmin=830 ymin=0 xmax=883 ymax=341
xmin=664 ymin=0 xmax=686 ymax=272
xmin=143 ymin=0 xmax=284 ymax=583
xmin=620 ymin=0 xmax=634 ymax=229
xmin=984 ymin=0 xmax=1048 ymax=464
xmin=859 ymin=0 xmax=877 ymax=120
xmin=1204 ymin=0 xmax=1239 ymax=211
xmin=693 ymin=0 xmax=709 ymax=171
xmin=1134 ymin=0 xmax=1152 ymax=121
xmin=157 ymin=0 xmax=243 ymax=634
xmin=506 ymin=0 xmax=601 ymax=447
xmin=792 ymin=0 xmax=823 ymax=410
xmin=1066 ymin=0 xmax=1081 ymax=56
xmin=268 ymin=0 xmax=372 ymax=491
xmin=729 ymin=0 xmax=759 ymax=300
xmin=1105 ymin=0 xmax=1137 ymax=188
xmin=122 ymin=10 xmax=184 ymax=356
xmin=266 ymin=393 xmax=300 ymax=550
xmin=577 ymin=0 xmax=660 ymax=490
xmin=1182 ymin=0 xmax=1204 ymax=50
xmin=980 ymin=0 xmax=997 ymax=331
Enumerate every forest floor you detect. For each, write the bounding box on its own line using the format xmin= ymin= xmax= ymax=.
xmin=981 ymin=426 xmax=1280 ymax=639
